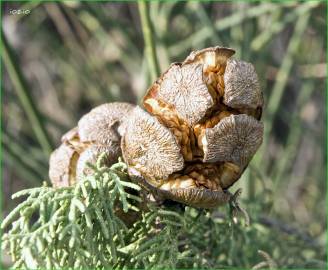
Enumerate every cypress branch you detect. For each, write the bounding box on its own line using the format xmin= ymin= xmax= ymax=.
xmin=1 ymin=155 xmax=324 ymax=269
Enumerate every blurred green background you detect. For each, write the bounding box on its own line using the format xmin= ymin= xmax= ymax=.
xmin=1 ymin=1 xmax=327 ymax=268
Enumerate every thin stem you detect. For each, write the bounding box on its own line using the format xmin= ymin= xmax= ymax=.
xmin=265 ymin=12 xmax=310 ymax=144
xmin=254 ymin=12 xmax=310 ymax=166
xmin=169 ymin=2 xmax=295 ymax=57
xmin=138 ymin=0 xmax=160 ymax=82
xmin=2 ymin=30 xmax=53 ymax=156
xmin=250 ymin=2 xmax=319 ymax=51
xmin=269 ymin=80 xmax=315 ymax=215
xmin=3 ymin=144 xmax=43 ymax=186
xmin=2 ymin=132 xmax=48 ymax=177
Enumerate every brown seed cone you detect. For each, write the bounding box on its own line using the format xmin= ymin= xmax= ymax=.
xmin=143 ymin=97 xmax=194 ymax=161
xmin=127 ymin=167 xmax=231 ymax=209
xmin=125 ymin=46 xmax=264 ymax=208
xmin=201 ymin=114 xmax=264 ymax=167
xmin=144 ymin=62 xmax=214 ymax=126
xmin=121 ymin=106 xmax=184 ymax=187
xmin=161 ymin=187 xmax=230 ymax=209
xmin=49 ymin=143 xmax=78 ymax=188
xmin=78 ymin=102 xmax=135 ymax=144
xmin=143 ymin=47 xmax=236 ymax=163
xmin=223 ymin=58 xmax=263 ymax=111
xmin=49 ymin=102 xmax=135 ymax=188
xmin=218 ymin=162 xmax=241 ymax=189
xmin=50 ymin=46 xmax=264 ymax=209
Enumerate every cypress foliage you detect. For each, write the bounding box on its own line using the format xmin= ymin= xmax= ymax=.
xmin=1 ymin=155 xmax=325 ymax=269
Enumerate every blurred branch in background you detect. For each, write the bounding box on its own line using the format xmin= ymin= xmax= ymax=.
xmin=260 ymin=12 xmax=311 ymax=163
xmin=2 ymin=132 xmax=47 ymax=181
xmin=168 ymin=2 xmax=295 ymax=57
xmin=2 ymin=30 xmax=53 ymax=156
xmin=138 ymin=0 xmax=160 ymax=81
xmin=250 ymin=2 xmax=319 ymax=51
xmin=2 ymin=145 xmax=42 ymax=187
